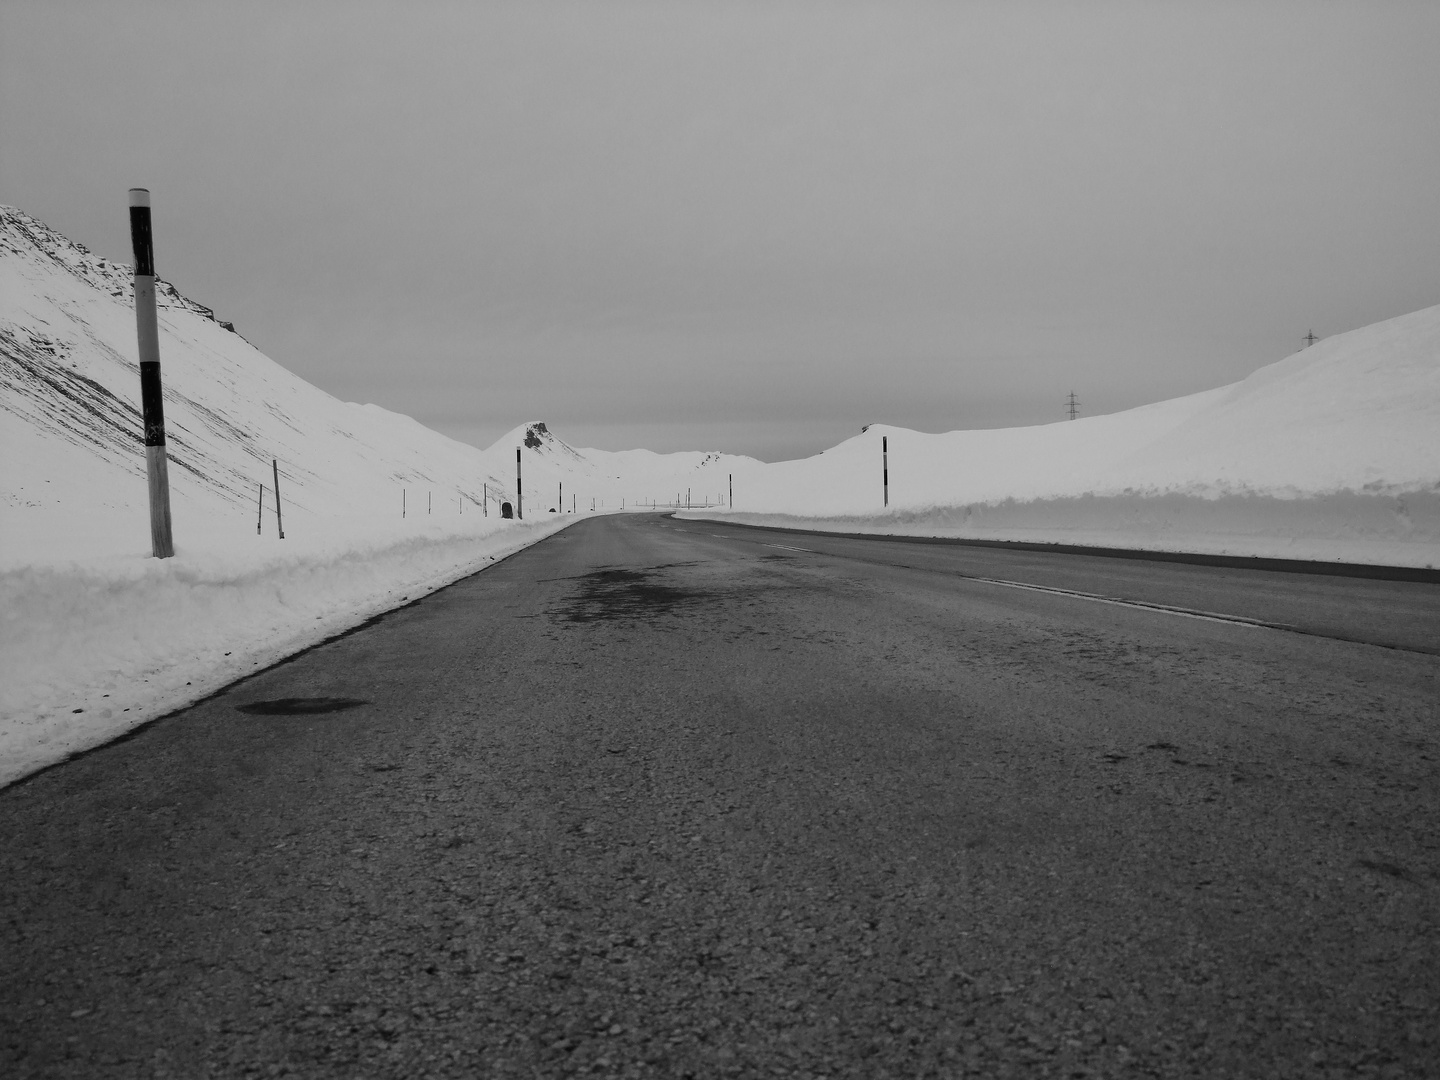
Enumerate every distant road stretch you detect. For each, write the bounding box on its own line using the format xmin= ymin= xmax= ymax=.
xmin=3 ymin=513 xmax=1437 ymax=1078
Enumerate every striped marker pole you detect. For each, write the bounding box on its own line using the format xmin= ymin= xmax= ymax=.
xmin=128 ymin=188 xmax=175 ymax=558
xmin=882 ymin=435 xmax=889 ymax=507
xmin=729 ymin=473 xmax=733 ymax=508
xmin=516 ymin=447 xmax=523 ymax=519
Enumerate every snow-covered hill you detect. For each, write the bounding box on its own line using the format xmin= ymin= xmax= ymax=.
xmin=0 ymin=207 xmax=755 ymax=565
xmin=0 ymin=206 xmax=753 ymax=785
xmin=690 ymin=305 xmax=1440 ymax=567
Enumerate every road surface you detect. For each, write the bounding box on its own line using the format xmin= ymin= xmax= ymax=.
xmin=2 ymin=513 xmax=1437 ymax=1078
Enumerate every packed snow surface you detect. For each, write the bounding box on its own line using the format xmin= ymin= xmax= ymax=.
xmin=0 ymin=207 xmax=755 ymax=786
xmin=683 ymin=305 xmax=1440 ymax=567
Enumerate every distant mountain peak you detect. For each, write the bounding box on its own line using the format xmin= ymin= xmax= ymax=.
xmin=496 ymin=420 xmax=587 ymax=464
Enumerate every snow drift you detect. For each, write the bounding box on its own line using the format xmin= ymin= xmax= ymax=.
xmin=686 ymin=305 xmax=1440 ymax=568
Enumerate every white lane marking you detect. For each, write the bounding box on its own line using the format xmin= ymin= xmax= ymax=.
xmin=971 ymin=577 xmax=1285 ymax=629
xmin=671 ymin=526 xmax=1278 ymax=629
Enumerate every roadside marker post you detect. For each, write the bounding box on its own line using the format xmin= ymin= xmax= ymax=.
xmin=516 ymin=447 xmax=523 ymax=519
xmin=256 ymin=482 xmax=263 ymax=534
xmin=272 ymin=459 xmax=285 ymax=539
xmin=127 ymin=188 xmax=175 ymax=558
xmin=883 ymin=435 xmax=889 ymax=508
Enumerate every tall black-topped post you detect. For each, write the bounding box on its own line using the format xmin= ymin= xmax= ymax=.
xmin=516 ymin=447 xmax=523 ymax=519
xmin=128 ymin=188 xmax=174 ymax=558
xmin=882 ymin=435 xmax=889 ymax=508
xmin=272 ymin=459 xmax=285 ymax=539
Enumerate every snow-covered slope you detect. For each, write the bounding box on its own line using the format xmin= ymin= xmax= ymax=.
xmin=1 ymin=207 xmax=513 ymax=562
xmin=691 ymin=305 xmax=1440 ymax=566
xmin=0 ymin=207 xmax=756 ymax=565
xmin=0 ymin=206 xmax=751 ymax=786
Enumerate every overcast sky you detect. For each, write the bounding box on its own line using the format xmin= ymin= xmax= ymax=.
xmin=4 ymin=2 xmax=1438 ymax=460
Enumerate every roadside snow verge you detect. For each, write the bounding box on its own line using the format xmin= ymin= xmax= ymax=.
xmin=679 ymin=490 xmax=1440 ymax=569
xmin=0 ymin=515 xmax=576 ymax=788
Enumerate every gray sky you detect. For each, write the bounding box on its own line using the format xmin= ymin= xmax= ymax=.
xmin=4 ymin=2 xmax=1439 ymax=461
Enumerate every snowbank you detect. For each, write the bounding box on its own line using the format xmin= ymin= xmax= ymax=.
xmin=0 ymin=514 xmax=575 ymax=788
xmin=688 ymin=491 xmax=1440 ymax=568
xmin=682 ymin=304 xmax=1440 ymax=567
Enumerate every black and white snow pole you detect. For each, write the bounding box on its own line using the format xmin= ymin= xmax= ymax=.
xmin=729 ymin=473 xmax=733 ymax=508
xmin=516 ymin=447 xmax=523 ymax=519
xmin=882 ymin=435 xmax=889 ymax=508
xmin=128 ymin=188 xmax=175 ymax=558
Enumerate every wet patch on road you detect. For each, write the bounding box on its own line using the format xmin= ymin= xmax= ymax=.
xmin=1357 ymin=858 xmax=1416 ymax=882
xmin=235 ymin=697 xmax=370 ymax=716
xmin=550 ymin=567 xmax=716 ymax=624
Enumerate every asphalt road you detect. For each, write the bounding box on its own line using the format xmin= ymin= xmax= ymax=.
xmin=2 ymin=512 xmax=1437 ymax=1079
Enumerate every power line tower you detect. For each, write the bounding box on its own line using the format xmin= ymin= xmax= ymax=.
xmin=1066 ymin=391 xmax=1080 ymax=421
xmin=1303 ymin=330 xmax=1318 ymax=348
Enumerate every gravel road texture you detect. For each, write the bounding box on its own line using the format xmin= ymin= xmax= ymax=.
xmin=2 ymin=512 xmax=1437 ymax=1078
